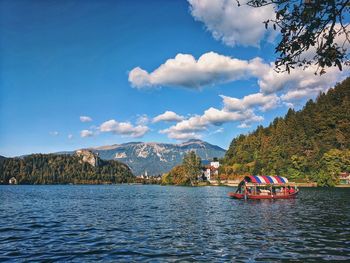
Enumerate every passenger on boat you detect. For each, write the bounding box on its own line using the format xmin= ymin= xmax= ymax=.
xmin=246 ymin=186 xmax=252 ymax=194
xmin=259 ymin=189 xmax=270 ymax=195
xmin=281 ymin=186 xmax=286 ymax=194
xmin=236 ymin=180 xmax=245 ymax=193
xmin=272 ymin=186 xmax=276 ymax=195
xmin=289 ymin=187 xmax=295 ymax=194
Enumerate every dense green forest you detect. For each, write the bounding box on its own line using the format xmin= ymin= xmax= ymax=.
xmin=223 ymin=77 xmax=350 ymax=186
xmin=0 ymin=154 xmax=134 ymax=184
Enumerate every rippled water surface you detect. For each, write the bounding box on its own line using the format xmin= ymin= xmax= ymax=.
xmin=0 ymin=185 xmax=350 ymax=262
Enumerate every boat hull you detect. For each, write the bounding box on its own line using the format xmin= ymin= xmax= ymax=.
xmin=228 ymin=191 xmax=299 ymax=200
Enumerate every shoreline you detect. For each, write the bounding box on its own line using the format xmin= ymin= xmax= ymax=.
xmin=208 ymin=180 xmax=350 ymax=188
xmin=3 ymin=185 xmax=350 ymax=188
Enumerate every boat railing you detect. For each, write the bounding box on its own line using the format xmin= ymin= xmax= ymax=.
xmin=243 ymin=182 xmax=298 ymax=196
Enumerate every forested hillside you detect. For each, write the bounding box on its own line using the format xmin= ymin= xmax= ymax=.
xmin=223 ymin=77 xmax=350 ymax=186
xmin=0 ymin=154 xmax=134 ymax=184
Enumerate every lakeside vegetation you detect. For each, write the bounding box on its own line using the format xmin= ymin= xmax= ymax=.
xmin=162 ymin=151 xmax=202 ymax=186
xmin=0 ymin=154 xmax=134 ymax=184
xmin=2 ymin=79 xmax=349 ymax=187
xmin=161 ymin=78 xmax=350 ymax=187
xmin=221 ymin=77 xmax=350 ymax=186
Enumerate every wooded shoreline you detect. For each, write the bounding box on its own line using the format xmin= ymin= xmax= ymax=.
xmin=209 ymin=180 xmax=350 ymax=187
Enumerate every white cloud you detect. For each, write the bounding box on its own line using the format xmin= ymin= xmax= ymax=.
xmin=161 ymin=115 xmax=207 ymax=134
xmin=136 ymin=114 xmax=149 ymax=125
xmin=153 ymin=111 xmax=185 ymax=123
xmin=129 ymin=52 xmax=266 ymax=89
xmin=49 ymin=131 xmax=59 ymax=136
xmin=68 ymin=134 xmax=73 ymax=139
xmin=221 ymin=93 xmax=280 ymax=112
xmin=213 ymin=127 xmax=224 ymax=134
xmin=129 ymin=51 xmax=347 ymax=101
xmin=281 ymin=88 xmax=320 ymax=101
xmin=259 ymin=65 xmax=350 ymax=104
xmin=160 ymin=96 xmax=264 ymax=140
xmin=80 ymin=130 xmax=93 ymax=138
xmin=100 ymin=119 xmax=149 ymax=138
xmin=80 ymin=116 xmax=93 ymax=122
xmin=160 ymin=107 xmax=250 ymax=135
xmin=259 ymin=65 xmax=339 ymax=94
xmin=203 ymin=107 xmax=253 ymax=125
xmin=188 ymin=0 xmax=275 ymax=47
xmin=160 ymin=130 xmax=201 ymax=140
xmin=238 ymin=123 xmax=251 ymax=129
xmin=283 ymin=102 xmax=294 ymax=109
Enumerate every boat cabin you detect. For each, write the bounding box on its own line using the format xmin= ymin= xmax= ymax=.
xmin=230 ymin=175 xmax=299 ymax=200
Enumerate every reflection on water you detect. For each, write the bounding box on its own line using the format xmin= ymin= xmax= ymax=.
xmin=0 ymin=185 xmax=349 ymax=262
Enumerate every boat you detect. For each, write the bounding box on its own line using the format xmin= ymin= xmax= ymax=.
xmin=228 ymin=175 xmax=299 ymax=200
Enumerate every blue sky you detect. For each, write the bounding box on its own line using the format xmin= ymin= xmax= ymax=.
xmin=0 ymin=0 xmax=348 ymax=157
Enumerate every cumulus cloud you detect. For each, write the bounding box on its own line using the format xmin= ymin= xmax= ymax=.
xmin=80 ymin=130 xmax=93 ymax=138
xmin=258 ymin=65 xmax=344 ymax=94
xmin=152 ymin=111 xmax=185 ymax=123
xmin=221 ymin=93 xmax=280 ymax=112
xmin=203 ymin=107 xmax=255 ymax=125
xmin=100 ymin=119 xmax=149 ymax=138
xmin=160 ymin=97 xmax=263 ymax=140
xmin=281 ymin=88 xmax=320 ymax=102
xmin=238 ymin=123 xmax=251 ymax=129
xmin=160 ymin=130 xmax=201 ymax=140
xmin=129 ymin=52 xmax=266 ymax=89
xmin=188 ymin=0 xmax=275 ymax=47
xmin=80 ymin=116 xmax=93 ymax=122
xmin=129 ymin=50 xmax=347 ymax=104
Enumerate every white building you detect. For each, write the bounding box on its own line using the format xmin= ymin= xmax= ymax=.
xmin=204 ymin=168 xmax=211 ymax=181
xmin=210 ymin=161 xmax=220 ymax=169
xmin=9 ymin=177 xmax=17 ymax=185
xmin=201 ymin=161 xmax=220 ymax=181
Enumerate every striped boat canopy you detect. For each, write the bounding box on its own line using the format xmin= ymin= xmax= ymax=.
xmin=244 ymin=175 xmax=288 ymax=184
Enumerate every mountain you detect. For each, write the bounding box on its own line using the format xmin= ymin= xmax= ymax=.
xmin=223 ymin=77 xmax=350 ymax=185
xmin=87 ymin=139 xmax=226 ymax=176
xmin=0 ymin=151 xmax=134 ymax=184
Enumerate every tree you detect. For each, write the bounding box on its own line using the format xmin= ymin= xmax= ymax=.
xmin=182 ymin=151 xmax=202 ymax=186
xmin=0 ymin=154 xmax=134 ymax=184
xmin=162 ymin=165 xmax=188 ymax=185
xmin=318 ymin=148 xmax=350 ymax=186
xmin=245 ymin=0 xmax=350 ymax=74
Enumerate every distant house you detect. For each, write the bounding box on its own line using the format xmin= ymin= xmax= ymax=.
xmin=201 ymin=160 xmax=220 ymax=181
xmin=339 ymin=172 xmax=350 ymax=184
xmin=9 ymin=177 xmax=17 ymax=185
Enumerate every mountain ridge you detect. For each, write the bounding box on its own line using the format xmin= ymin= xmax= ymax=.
xmin=82 ymin=139 xmax=226 ymax=176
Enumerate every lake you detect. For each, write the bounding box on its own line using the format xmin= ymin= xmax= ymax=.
xmin=0 ymin=185 xmax=349 ymax=262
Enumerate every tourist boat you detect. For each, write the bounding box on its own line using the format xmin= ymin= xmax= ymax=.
xmin=228 ymin=175 xmax=299 ymax=200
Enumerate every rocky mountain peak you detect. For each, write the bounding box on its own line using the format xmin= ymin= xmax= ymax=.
xmin=88 ymin=140 xmax=226 ymax=176
xmin=75 ymin=149 xmax=100 ymax=167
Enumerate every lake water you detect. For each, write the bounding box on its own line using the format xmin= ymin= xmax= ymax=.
xmin=0 ymin=185 xmax=349 ymax=262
